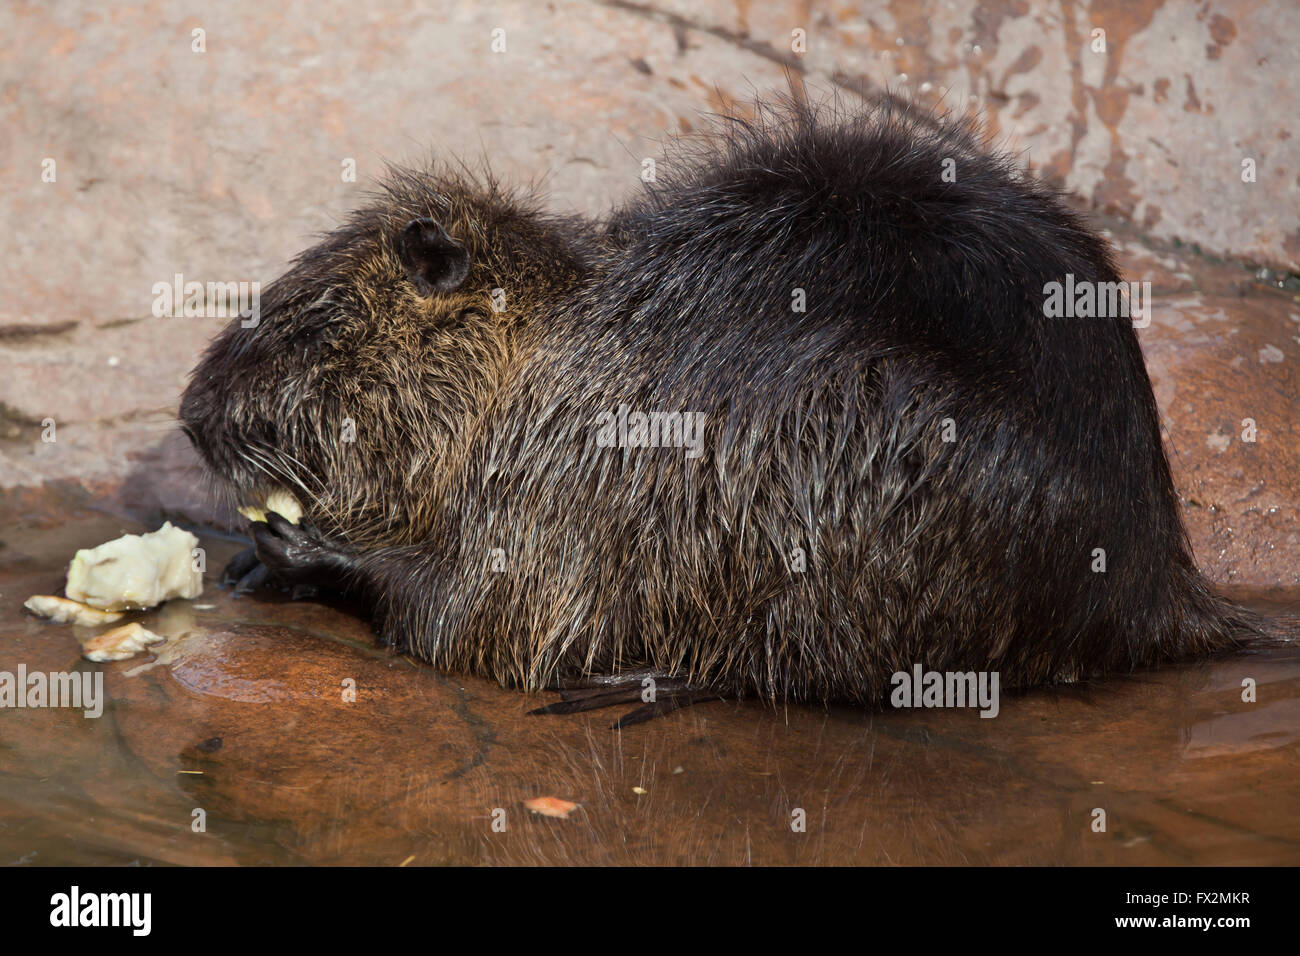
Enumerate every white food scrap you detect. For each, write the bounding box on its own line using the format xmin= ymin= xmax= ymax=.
xmin=24 ymin=595 xmax=124 ymax=626
xmin=82 ymin=623 xmax=166 ymax=662
xmin=65 ymin=522 xmax=203 ymax=611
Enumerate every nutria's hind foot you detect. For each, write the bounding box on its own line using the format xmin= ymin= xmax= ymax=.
xmin=529 ymin=669 xmax=721 ymax=728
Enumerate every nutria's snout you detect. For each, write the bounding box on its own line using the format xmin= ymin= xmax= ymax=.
xmin=177 ymin=375 xmax=225 ymax=478
xmin=178 ymin=349 xmax=302 ymax=518
xmin=179 ymin=366 xmax=243 ymax=483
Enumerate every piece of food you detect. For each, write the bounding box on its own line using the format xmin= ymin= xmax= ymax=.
xmin=237 ymin=488 xmax=304 ymax=524
xmin=82 ymin=622 xmax=165 ymax=662
xmin=65 ymin=522 xmax=203 ymax=611
xmin=23 ymin=595 xmax=124 ymax=626
xmin=523 ymin=796 xmax=579 ymax=819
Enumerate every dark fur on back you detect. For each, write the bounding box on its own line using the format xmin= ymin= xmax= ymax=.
xmin=181 ymin=99 xmax=1259 ymax=705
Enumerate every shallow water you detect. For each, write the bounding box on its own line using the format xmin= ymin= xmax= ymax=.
xmin=2 ymin=508 xmax=1298 ymax=866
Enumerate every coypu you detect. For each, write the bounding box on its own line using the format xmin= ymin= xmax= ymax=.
xmin=179 ymin=99 xmax=1263 ymax=725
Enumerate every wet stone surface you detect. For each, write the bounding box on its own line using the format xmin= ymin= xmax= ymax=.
xmin=2 ymin=506 xmax=1298 ymax=865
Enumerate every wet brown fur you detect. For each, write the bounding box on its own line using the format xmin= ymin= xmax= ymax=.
xmin=181 ymin=99 xmax=1267 ymax=707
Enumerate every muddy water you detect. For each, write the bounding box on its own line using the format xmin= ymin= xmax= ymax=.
xmin=2 ymin=508 xmax=1298 ymax=866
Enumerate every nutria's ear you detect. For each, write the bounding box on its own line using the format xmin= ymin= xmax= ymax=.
xmin=398 ymin=218 xmax=471 ymax=295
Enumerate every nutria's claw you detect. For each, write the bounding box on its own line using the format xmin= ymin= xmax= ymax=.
xmin=232 ymin=562 xmax=272 ymax=596
xmin=610 ymin=691 xmax=714 ymax=728
xmin=248 ymin=514 xmax=355 ymax=593
xmin=221 ymin=546 xmax=263 ymax=590
xmin=222 ymin=546 xmax=276 ymax=595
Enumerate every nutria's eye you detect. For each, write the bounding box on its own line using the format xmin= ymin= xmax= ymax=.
xmin=289 ymin=315 xmax=337 ymax=353
xmin=292 ymin=326 xmax=324 ymax=348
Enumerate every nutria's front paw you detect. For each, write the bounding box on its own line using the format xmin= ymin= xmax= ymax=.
xmin=221 ymin=545 xmax=272 ymax=594
xmin=243 ymin=513 xmax=356 ymax=595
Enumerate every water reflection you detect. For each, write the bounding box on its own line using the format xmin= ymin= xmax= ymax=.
xmin=3 ymin=521 xmax=1298 ymax=865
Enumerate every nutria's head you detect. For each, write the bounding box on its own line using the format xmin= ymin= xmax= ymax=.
xmin=179 ymin=166 xmax=586 ymax=545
